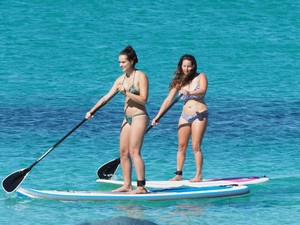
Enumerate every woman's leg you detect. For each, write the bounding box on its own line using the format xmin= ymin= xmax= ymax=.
xmin=112 ymin=120 xmax=132 ymax=192
xmin=170 ymin=117 xmax=191 ymax=181
xmin=129 ymin=115 xmax=148 ymax=194
xmin=189 ymin=117 xmax=207 ymax=182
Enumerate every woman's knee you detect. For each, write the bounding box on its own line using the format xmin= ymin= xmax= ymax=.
xmin=129 ymin=147 xmax=141 ymax=158
xmin=178 ymin=143 xmax=187 ymax=153
xmin=119 ymin=148 xmax=130 ymax=158
xmin=192 ymin=144 xmax=202 ymax=153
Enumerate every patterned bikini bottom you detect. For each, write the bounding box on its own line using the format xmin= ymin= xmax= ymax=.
xmin=181 ymin=110 xmax=208 ymax=124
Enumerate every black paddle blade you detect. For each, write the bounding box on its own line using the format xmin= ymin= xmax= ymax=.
xmin=2 ymin=168 xmax=30 ymax=193
xmin=97 ymin=158 xmax=120 ymax=180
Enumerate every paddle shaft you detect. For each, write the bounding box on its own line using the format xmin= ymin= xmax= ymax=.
xmin=28 ymin=91 xmax=119 ymax=171
xmin=2 ymin=92 xmax=118 ymax=192
xmin=28 ymin=119 xmax=87 ymax=171
xmin=145 ymin=93 xmax=183 ymax=133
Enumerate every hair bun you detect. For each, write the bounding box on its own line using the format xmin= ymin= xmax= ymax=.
xmin=125 ymin=45 xmax=134 ymax=51
xmin=120 ymin=45 xmax=138 ymax=66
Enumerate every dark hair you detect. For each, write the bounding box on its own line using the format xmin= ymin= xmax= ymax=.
xmin=169 ymin=54 xmax=198 ymax=90
xmin=119 ymin=45 xmax=138 ymax=67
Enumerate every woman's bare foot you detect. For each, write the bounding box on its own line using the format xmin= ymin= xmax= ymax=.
xmin=169 ymin=175 xmax=182 ymax=181
xmin=189 ymin=177 xmax=202 ymax=182
xmin=129 ymin=186 xmax=148 ymax=194
xmin=112 ymin=185 xmax=132 ymax=193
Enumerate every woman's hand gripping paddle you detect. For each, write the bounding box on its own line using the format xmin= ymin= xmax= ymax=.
xmin=2 ymin=92 xmax=118 ymax=193
xmin=97 ymin=93 xmax=183 ymax=180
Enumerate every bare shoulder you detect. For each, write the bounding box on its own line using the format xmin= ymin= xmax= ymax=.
xmin=197 ymin=73 xmax=207 ymax=81
xmin=198 ymin=72 xmax=206 ymax=78
xmin=136 ymin=70 xmax=147 ymax=77
xmin=119 ymin=73 xmax=126 ymax=79
xmin=191 ymin=73 xmax=205 ymax=83
xmin=116 ymin=74 xmax=125 ymax=82
xmin=113 ymin=74 xmax=125 ymax=87
xmin=136 ymin=70 xmax=148 ymax=81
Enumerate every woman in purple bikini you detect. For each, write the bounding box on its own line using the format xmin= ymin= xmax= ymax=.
xmin=152 ymin=54 xmax=208 ymax=182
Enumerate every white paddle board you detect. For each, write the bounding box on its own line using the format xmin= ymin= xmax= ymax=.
xmin=96 ymin=176 xmax=269 ymax=188
xmin=16 ymin=185 xmax=250 ymax=201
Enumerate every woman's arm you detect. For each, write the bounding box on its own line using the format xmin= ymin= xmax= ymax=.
xmin=85 ymin=77 xmax=121 ymax=119
xmin=152 ymin=88 xmax=178 ymax=125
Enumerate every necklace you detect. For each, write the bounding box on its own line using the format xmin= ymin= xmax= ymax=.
xmin=126 ymin=69 xmax=135 ymax=78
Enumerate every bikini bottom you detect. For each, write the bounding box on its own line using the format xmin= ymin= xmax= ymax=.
xmin=125 ymin=113 xmax=149 ymax=125
xmin=181 ymin=110 xmax=208 ymax=124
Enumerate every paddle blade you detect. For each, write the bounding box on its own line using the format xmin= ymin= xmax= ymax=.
xmin=2 ymin=168 xmax=30 ymax=193
xmin=97 ymin=158 xmax=120 ymax=180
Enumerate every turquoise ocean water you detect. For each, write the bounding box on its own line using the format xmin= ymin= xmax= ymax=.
xmin=1 ymin=1 xmax=299 ymax=224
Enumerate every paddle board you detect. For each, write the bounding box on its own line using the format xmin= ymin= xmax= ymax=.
xmin=16 ymin=185 xmax=249 ymax=201
xmin=96 ymin=176 xmax=269 ymax=188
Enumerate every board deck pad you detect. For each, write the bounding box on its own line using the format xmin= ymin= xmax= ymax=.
xmin=96 ymin=176 xmax=269 ymax=189
xmin=16 ymin=185 xmax=250 ymax=201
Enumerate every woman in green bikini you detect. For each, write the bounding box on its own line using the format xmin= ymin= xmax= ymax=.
xmin=86 ymin=45 xmax=149 ymax=194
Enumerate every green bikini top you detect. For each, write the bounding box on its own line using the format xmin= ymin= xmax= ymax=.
xmin=129 ymin=84 xmax=139 ymax=94
xmin=127 ymin=71 xmax=139 ymax=94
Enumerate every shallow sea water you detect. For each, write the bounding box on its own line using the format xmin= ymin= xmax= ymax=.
xmin=1 ymin=1 xmax=299 ymax=224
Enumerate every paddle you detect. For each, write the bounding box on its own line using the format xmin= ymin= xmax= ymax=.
xmin=97 ymin=93 xmax=183 ymax=180
xmin=2 ymin=92 xmax=118 ymax=193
